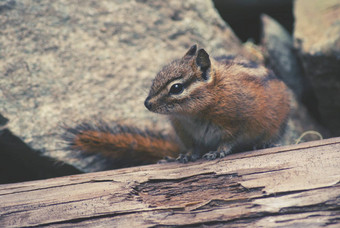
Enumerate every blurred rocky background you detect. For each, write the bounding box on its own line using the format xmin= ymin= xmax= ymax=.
xmin=0 ymin=0 xmax=339 ymax=183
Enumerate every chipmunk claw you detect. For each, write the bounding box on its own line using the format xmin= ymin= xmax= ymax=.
xmin=203 ymin=150 xmax=228 ymax=160
xmin=176 ymin=153 xmax=190 ymax=163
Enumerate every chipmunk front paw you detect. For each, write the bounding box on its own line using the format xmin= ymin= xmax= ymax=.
xmin=203 ymin=151 xmax=226 ymax=160
xmin=176 ymin=153 xmax=190 ymax=163
xmin=203 ymin=144 xmax=232 ymax=160
xmin=176 ymin=151 xmax=200 ymax=163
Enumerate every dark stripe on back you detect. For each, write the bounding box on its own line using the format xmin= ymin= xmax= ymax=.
xmin=236 ymin=61 xmax=259 ymax=69
xmin=214 ymin=55 xmax=236 ymax=65
xmin=215 ymin=55 xmax=259 ymax=69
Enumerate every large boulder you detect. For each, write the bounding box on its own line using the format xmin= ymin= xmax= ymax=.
xmin=0 ymin=0 xmax=244 ymax=172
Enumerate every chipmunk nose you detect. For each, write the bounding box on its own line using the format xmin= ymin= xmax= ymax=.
xmin=144 ymin=97 xmax=152 ymax=110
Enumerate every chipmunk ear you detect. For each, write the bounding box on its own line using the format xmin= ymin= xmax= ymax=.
xmin=196 ymin=49 xmax=211 ymax=79
xmin=183 ymin=44 xmax=197 ymax=59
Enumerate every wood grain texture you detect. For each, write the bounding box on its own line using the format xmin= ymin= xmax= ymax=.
xmin=0 ymin=137 xmax=339 ymax=227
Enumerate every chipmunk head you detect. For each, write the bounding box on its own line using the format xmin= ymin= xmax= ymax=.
xmin=145 ymin=44 xmax=214 ymax=115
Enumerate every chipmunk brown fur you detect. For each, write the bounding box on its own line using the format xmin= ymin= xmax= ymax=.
xmin=65 ymin=44 xmax=290 ymax=167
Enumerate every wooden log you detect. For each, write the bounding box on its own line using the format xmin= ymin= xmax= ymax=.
xmin=0 ymin=137 xmax=339 ymax=227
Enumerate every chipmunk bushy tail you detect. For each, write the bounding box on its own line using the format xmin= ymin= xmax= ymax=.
xmin=63 ymin=122 xmax=181 ymax=168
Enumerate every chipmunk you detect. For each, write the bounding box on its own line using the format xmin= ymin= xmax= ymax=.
xmin=64 ymin=44 xmax=290 ymax=168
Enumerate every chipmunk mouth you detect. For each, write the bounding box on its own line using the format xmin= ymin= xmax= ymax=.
xmin=144 ymin=96 xmax=175 ymax=114
xmin=149 ymin=103 xmax=176 ymax=115
xmin=151 ymin=105 xmax=170 ymax=114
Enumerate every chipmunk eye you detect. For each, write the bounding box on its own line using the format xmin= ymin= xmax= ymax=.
xmin=169 ymin=83 xmax=184 ymax=95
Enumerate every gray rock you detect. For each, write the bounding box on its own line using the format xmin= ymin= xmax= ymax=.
xmin=0 ymin=0 xmax=244 ymax=172
xmin=294 ymin=0 xmax=340 ymax=136
xmin=261 ymin=14 xmax=304 ymax=99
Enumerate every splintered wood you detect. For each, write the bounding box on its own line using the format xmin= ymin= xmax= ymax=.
xmin=0 ymin=137 xmax=339 ymax=227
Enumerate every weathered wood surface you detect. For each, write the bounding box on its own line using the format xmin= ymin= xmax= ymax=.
xmin=0 ymin=137 xmax=339 ymax=227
